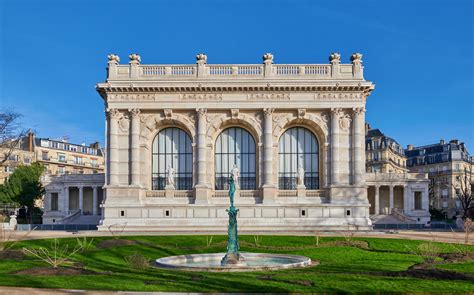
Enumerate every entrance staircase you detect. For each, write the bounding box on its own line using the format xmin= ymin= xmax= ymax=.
xmin=371 ymin=209 xmax=417 ymax=225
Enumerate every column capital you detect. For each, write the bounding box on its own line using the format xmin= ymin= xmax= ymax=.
xmin=330 ymin=107 xmax=342 ymax=116
xmin=106 ymin=108 xmax=121 ymax=119
xmin=263 ymin=108 xmax=274 ymax=117
xmin=128 ymin=108 xmax=141 ymax=118
xmin=352 ymin=107 xmax=366 ymax=115
xmin=196 ymin=108 xmax=207 ymax=117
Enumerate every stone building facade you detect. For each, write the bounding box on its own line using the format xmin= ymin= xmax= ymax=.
xmin=94 ymin=52 xmax=375 ymax=231
xmin=405 ymin=139 xmax=473 ymax=217
xmin=365 ymin=125 xmax=408 ymax=173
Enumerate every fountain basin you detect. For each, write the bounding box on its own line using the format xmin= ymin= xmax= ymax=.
xmin=155 ymin=252 xmax=314 ymax=272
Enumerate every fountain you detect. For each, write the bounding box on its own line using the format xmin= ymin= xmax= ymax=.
xmin=155 ymin=176 xmax=314 ymax=272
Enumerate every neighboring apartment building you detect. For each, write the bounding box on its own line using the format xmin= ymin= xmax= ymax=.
xmin=35 ymin=137 xmax=104 ymax=176
xmin=365 ymin=124 xmax=409 ymax=173
xmin=1 ymin=132 xmax=104 ymax=185
xmin=405 ymin=139 xmax=473 ymax=217
xmin=0 ymin=136 xmax=35 ymax=184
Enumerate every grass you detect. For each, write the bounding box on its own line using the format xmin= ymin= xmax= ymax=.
xmin=0 ymin=235 xmax=473 ymax=292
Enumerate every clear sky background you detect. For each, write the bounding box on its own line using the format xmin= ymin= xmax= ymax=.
xmin=1 ymin=0 xmax=473 ymax=150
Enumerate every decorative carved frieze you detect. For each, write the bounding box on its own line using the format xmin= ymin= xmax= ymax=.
xmin=314 ymin=92 xmax=363 ymax=100
xmin=248 ymin=93 xmax=290 ymax=100
xmin=180 ymin=93 xmax=222 ymax=100
xmin=108 ymin=94 xmax=156 ymax=101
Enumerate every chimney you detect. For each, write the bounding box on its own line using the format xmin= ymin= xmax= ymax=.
xmin=407 ymin=144 xmax=414 ymax=151
xmin=89 ymin=142 xmax=100 ymax=149
xmin=440 ymin=139 xmax=445 ymax=145
xmin=365 ymin=123 xmax=371 ymax=135
xmin=449 ymin=139 xmax=459 ymax=145
xmin=28 ymin=130 xmax=34 ymax=152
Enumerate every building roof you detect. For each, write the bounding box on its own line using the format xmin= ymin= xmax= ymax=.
xmin=405 ymin=140 xmax=471 ymax=167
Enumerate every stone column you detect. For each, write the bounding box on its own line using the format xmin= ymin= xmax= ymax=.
xmin=64 ymin=187 xmax=69 ymax=214
xmin=352 ymin=107 xmax=365 ymax=185
xmin=262 ymin=108 xmax=276 ymax=203
xmin=79 ymin=186 xmax=84 ymax=215
xmin=374 ymin=185 xmax=380 ymax=215
xmin=108 ymin=109 xmax=120 ymax=185
xmin=92 ymin=186 xmax=98 ymax=216
xmin=403 ymin=185 xmax=409 ymax=213
xmin=389 ymin=185 xmax=394 ymax=213
xmin=330 ymin=108 xmax=341 ymax=186
xmin=194 ymin=108 xmax=208 ymax=204
xmin=129 ymin=109 xmax=141 ymax=187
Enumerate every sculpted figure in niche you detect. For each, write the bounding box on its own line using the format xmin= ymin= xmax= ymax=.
xmin=298 ymin=165 xmax=305 ymax=187
xmin=166 ymin=165 xmax=175 ymax=188
xmin=231 ymin=164 xmax=240 ymax=188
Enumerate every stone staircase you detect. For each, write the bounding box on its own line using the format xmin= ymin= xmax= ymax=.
xmin=370 ymin=213 xmax=415 ymax=225
xmin=63 ymin=215 xmax=101 ymax=225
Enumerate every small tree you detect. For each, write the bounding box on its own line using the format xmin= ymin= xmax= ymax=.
xmin=0 ymin=163 xmax=44 ymax=222
xmin=453 ymin=160 xmax=473 ymax=220
xmin=0 ymin=110 xmax=27 ymax=166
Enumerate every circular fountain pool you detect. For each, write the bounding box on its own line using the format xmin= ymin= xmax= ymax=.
xmin=155 ymin=252 xmax=314 ymax=272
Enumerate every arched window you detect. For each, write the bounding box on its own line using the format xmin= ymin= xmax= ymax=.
xmin=279 ymin=127 xmax=319 ymax=190
xmin=215 ymin=127 xmax=256 ymax=190
xmin=152 ymin=128 xmax=192 ymax=190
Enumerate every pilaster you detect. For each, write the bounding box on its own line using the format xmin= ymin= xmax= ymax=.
xmin=129 ymin=108 xmax=141 ymax=187
xmin=352 ymin=107 xmax=365 ymax=185
xmin=107 ymin=109 xmax=120 ymax=185
xmin=389 ymin=185 xmax=394 ymax=213
xmin=92 ymin=186 xmax=98 ymax=216
xmin=79 ymin=186 xmax=84 ymax=215
xmin=374 ymin=185 xmax=380 ymax=215
xmin=262 ymin=108 xmax=276 ymax=203
xmin=195 ymin=108 xmax=209 ymax=204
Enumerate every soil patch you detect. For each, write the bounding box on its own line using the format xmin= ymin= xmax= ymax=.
xmin=13 ymin=266 xmax=97 ymax=276
xmin=389 ymin=268 xmax=474 ymax=281
xmin=96 ymin=239 xmax=137 ymax=249
xmin=323 ymin=240 xmax=370 ymax=250
xmin=440 ymin=252 xmax=474 ymax=263
xmin=0 ymin=249 xmax=26 ymax=260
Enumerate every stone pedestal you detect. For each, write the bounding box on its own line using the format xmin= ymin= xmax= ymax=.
xmin=194 ymin=185 xmax=209 ymax=204
xmin=297 ymin=185 xmax=306 ymax=201
xmin=9 ymin=215 xmax=17 ymax=230
xmin=165 ymin=186 xmax=175 ymax=199
xmin=262 ymin=185 xmax=276 ymax=204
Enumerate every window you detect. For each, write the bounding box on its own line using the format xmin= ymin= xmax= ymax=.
xmin=51 ymin=193 xmax=59 ymax=211
xmin=215 ymin=127 xmax=256 ymax=190
xmin=279 ymin=127 xmax=319 ymax=190
xmin=24 ymin=158 xmax=31 ymax=164
xmin=7 ymin=154 xmax=18 ymax=161
xmin=58 ymin=153 xmax=66 ymax=163
xmin=414 ymin=191 xmax=422 ymax=210
xmin=152 ymin=128 xmax=192 ymax=190
xmin=74 ymin=156 xmax=83 ymax=165
xmin=58 ymin=166 xmax=66 ymax=174
xmin=442 ymin=188 xmax=448 ymax=199
xmin=91 ymin=159 xmax=98 ymax=168
xmin=42 ymin=151 xmax=49 ymax=161
xmin=442 ymin=201 xmax=448 ymax=208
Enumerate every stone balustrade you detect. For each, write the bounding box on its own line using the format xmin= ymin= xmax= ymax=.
xmin=106 ymin=53 xmax=364 ymax=81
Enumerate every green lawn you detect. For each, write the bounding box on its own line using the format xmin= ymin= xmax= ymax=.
xmin=0 ymin=235 xmax=473 ymax=293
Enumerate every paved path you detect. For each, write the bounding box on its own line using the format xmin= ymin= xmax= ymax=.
xmin=4 ymin=229 xmax=472 ymax=245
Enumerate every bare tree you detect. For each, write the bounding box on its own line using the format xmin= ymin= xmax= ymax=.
xmin=453 ymin=159 xmax=473 ymax=220
xmin=0 ymin=110 xmax=27 ymax=166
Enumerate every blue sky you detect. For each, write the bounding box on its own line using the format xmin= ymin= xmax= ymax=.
xmin=1 ymin=0 xmax=473 ymax=150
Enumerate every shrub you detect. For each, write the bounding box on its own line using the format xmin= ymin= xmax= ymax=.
xmin=23 ymin=238 xmax=87 ymax=268
xmin=125 ymin=252 xmax=149 ymax=270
